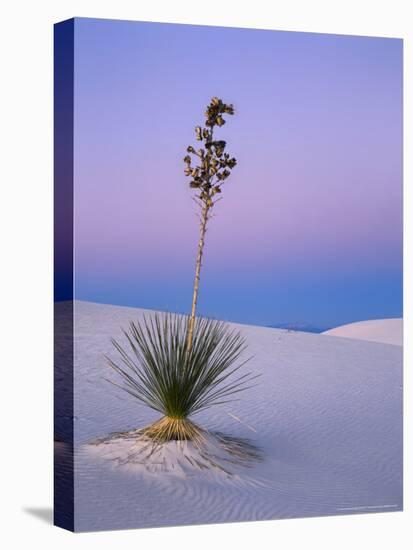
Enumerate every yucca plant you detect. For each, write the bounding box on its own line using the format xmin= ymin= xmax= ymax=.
xmin=106 ymin=98 xmax=255 ymax=446
xmin=107 ymin=314 xmax=256 ymax=443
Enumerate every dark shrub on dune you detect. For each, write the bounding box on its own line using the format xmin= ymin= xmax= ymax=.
xmin=107 ymin=314 xmax=256 ymax=443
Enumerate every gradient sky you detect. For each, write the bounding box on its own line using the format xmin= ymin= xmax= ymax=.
xmin=72 ymin=18 xmax=402 ymax=328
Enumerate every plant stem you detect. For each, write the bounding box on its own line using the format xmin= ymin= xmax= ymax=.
xmin=186 ymin=125 xmax=215 ymax=352
xmin=187 ymin=202 xmax=210 ymax=351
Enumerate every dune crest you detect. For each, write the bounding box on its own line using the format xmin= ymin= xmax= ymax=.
xmin=323 ymin=318 xmax=402 ymax=346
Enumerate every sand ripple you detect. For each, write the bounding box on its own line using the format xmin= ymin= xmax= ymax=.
xmin=61 ymin=301 xmax=402 ymax=531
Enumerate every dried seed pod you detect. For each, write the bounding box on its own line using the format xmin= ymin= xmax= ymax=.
xmin=195 ymin=126 xmax=202 ymax=140
xmin=214 ymin=140 xmax=226 ymax=149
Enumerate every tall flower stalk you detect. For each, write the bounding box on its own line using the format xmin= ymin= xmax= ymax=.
xmin=184 ymin=97 xmax=237 ymax=351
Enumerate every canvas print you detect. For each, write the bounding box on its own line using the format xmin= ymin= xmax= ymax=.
xmin=54 ymin=18 xmax=403 ymax=532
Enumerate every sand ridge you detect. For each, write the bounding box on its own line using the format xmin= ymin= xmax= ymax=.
xmin=323 ymin=318 xmax=402 ymax=346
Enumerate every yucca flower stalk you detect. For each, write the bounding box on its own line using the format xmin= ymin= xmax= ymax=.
xmin=184 ymin=97 xmax=237 ymax=351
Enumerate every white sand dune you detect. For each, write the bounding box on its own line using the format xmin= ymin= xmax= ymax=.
xmin=323 ymin=318 xmax=402 ymax=346
xmin=55 ymin=301 xmax=402 ymax=531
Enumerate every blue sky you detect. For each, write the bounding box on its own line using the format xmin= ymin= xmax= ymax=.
xmin=70 ymin=18 xmax=402 ymax=328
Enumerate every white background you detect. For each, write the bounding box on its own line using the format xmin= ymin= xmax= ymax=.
xmin=0 ymin=0 xmax=411 ymax=548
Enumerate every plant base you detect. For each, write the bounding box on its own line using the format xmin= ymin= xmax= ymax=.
xmin=140 ymin=416 xmax=205 ymax=444
xmin=89 ymin=423 xmax=262 ymax=476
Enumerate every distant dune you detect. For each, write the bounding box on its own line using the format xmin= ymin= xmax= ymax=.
xmin=323 ymin=318 xmax=402 ymax=346
xmin=267 ymin=322 xmax=329 ymax=333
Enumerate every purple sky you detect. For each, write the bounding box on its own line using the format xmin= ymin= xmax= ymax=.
xmin=73 ymin=18 xmax=402 ymax=328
